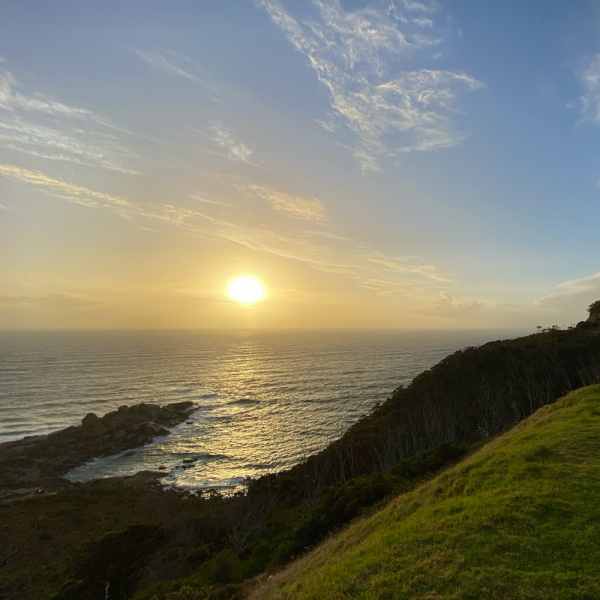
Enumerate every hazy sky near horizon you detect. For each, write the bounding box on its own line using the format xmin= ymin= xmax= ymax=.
xmin=2 ymin=0 xmax=600 ymax=329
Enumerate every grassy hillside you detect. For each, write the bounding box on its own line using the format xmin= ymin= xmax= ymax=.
xmin=251 ymin=385 xmax=600 ymax=600
xmin=3 ymin=314 xmax=600 ymax=600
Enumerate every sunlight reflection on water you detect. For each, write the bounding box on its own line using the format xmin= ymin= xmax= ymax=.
xmin=0 ymin=329 xmax=527 ymax=489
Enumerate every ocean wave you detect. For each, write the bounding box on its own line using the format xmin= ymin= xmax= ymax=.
xmin=0 ymin=329 xmax=519 ymax=489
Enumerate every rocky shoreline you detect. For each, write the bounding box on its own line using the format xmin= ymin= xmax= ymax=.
xmin=0 ymin=400 xmax=196 ymax=497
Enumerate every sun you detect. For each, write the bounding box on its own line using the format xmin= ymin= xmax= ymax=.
xmin=228 ymin=276 xmax=264 ymax=304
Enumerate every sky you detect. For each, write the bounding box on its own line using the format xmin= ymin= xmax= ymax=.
xmin=2 ymin=0 xmax=600 ymax=329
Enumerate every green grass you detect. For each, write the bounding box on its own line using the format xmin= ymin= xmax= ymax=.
xmin=251 ymin=385 xmax=600 ymax=600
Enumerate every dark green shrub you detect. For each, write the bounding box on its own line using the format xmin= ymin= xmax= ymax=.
xmin=53 ymin=523 xmax=169 ymax=600
xmin=391 ymin=443 xmax=471 ymax=479
xmin=187 ymin=544 xmax=216 ymax=567
xmin=206 ymin=549 xmax=242 ymax=585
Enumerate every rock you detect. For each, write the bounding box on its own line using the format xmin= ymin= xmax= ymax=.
xmin=122 ymin=470 xmax=167 ymax=487
xmin=78 ymin=423 xmax=109 ymax=440
xmin=186 ymin=421 xmax=193 ymax=425
xmin=18 ymin=467 xmax=41 ymax=483
xmin=21 ymin=434 xmax=48 ymax=445
xmin=3 ymin=447 xmax=26 ymax=459
xmin=182 ymin=458 xmax=196 ymax=464
xmin=82 ymin=413 xmax=100 ymax=427
xmin=122 ymin=421 xmax=141 ymax=433
xmin=0 ymin=399 xmax=195 ymax=490
xmin=159 ymin=465 xmax=167 ymax=470
xmin=139 ymin=403 xmax=161 ymax=414
xmin=146 ymin=422 xmax=170 ymax=436
xmin=156 ymin=409 xmax=175 ymax=423
xmin=166 ymin=401 xmax=194 ymax=412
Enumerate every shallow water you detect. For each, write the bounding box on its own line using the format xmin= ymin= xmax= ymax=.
xmin=0 ymin=329 xmax=526 ymax=489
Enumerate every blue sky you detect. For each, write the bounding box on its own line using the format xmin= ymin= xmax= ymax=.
xmin=1 ymin=0 xmax=600 ymax=328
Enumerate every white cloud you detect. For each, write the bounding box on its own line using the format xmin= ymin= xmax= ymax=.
xmin=0 ymin=162 xmax=447 ymax=295
xmin=235 ymin=183 xmax=325 ymax=221
xmin=189 ymin=193 xmax=232 ymax=207
xmin=0 ymin=68 xmax=138 ymax=173
xmin=0 ymin=163 xmax=134 ymax=209
xmin=399 ymin=0 xmax=434 ymax=12
xmin=0 ymin=116 xmax=139 ymax=174
xmin=134 ymin=50 xmax=200 ymax=82
xmin=579 ymin=54 xmax=600 ymax=123
xmin=133 ymin=49 xmax=222 ymax=98
xmin=257 ymin=0 xmax=483 ymax=171
xmin=210 ymin=123 xmax=256 ymax=164
xmin=0 ymin=68 xmax=111 ymax=125
xmin=535 ymin=272 xmax=600 ymax=321
xmin=427 ymin=291 xmax=486 ymax=315
xmin=368 ymin=257 xmax=452 ymax=282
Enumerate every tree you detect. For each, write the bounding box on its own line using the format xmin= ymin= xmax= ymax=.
xmin=588 ymin=300 xmax=600 ymax=317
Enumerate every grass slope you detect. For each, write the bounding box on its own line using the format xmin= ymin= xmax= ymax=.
xmin=251 ymin=385 xmax=600 ymax=600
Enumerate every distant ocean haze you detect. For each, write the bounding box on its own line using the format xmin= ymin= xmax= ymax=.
xmin=0 ymin=329 xmax=527 ymax=489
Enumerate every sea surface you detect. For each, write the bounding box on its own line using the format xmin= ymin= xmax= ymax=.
xmin=0 ymin=329 xmax=526 ymax=490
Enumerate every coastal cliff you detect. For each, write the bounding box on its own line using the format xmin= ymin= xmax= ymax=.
xmin=2 ymin=302 xmax=600 ymax=600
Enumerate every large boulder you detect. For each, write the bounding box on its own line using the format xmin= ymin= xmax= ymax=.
xmin=78 ymin=423 xmax=109 ymax=440
xmin=82 ymin=413 xmax=100 ymax=427
xmin=112 ymin=430 xmax=126 ymax=441
xmin=146 ymin=422 xmax=170 ymax=436
xmin=166 ymin=401 xmax=194 ymax=412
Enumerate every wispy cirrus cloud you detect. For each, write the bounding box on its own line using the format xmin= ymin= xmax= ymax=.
xmin=134 ymin=50 xmax=200 ymax=81
xmin=0 ymin=68 xmax=139 ymax=174
xmin=0 ymin=162 xmax=447 ymax=295
xmin=235 ymin=183 xmax=325 ymax=221
xmin=256 ymin=0 xmax=484 ymax=171
xmin=535 ymin=271 xmax=600 ymax=317
xmin=210 ymin=122 xmax=256 ymax=164
xmin=133 ymin=49 xmax=222 ymax=98
xmin=0 ymin=68 xmax=116 ymax=127
xmin=368 ymin=257 xmax=453 ymax=282
xmin=0 ymin=293 xmax=101 ymax=308
xmin=189 ymin=193 xmax=232 ymax=207
xmin=0 ymin=116 xmax=139 ymax=174
xmin=0 ymin=163 xmax=134 ymax=208
xmin=579 ymin=54 xmax=600 ymax=124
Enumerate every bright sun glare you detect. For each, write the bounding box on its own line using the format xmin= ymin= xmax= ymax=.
xmin=228 ymin=276 xmax=264 ymax=304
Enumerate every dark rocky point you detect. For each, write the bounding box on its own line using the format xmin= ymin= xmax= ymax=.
xmin=0 ymin=400 xmax=195 ymax=495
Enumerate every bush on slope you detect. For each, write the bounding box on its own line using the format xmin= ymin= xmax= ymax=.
xmin=252 ymin=385 xmax=600 ymax=600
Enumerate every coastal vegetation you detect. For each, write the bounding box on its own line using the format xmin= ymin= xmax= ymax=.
xmin=1 ymin=302 xmax=600 ymax=599
xmin=252 ymin=384 xmax=600 ymax=599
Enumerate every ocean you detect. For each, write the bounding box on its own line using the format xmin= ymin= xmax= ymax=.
xmin=0 ymin=329 xmax=526 ymax=490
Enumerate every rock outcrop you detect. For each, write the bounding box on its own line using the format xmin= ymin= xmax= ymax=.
xmin=0 ymin=401 xmax=195 ymax=492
